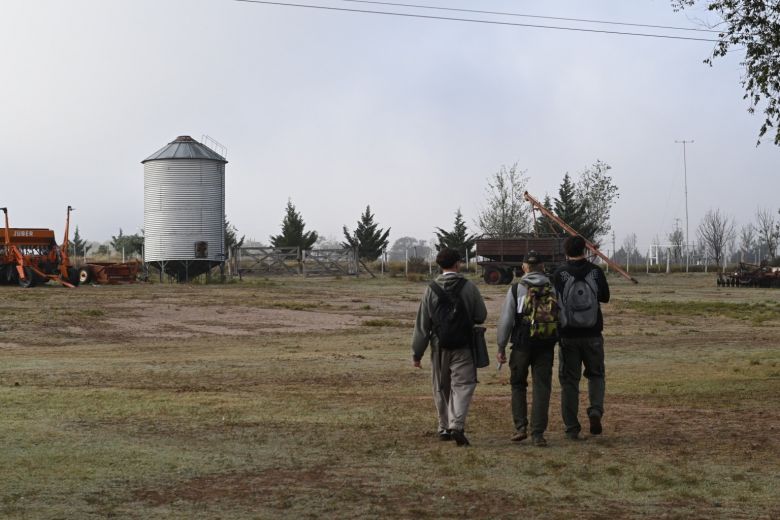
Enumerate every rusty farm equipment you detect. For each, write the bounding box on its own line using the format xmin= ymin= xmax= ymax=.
xmin=717 ymin=262 xmax=780 ymax=288
xmin=1 ymin=206 xmax=80 ymax=288
xmin=77 ymin=260 xmax=142 ymax=285
xmin=475 ymin=192 xmax=638 ymax=285
xmin=476 ymin=234 xmax=566 ymax=284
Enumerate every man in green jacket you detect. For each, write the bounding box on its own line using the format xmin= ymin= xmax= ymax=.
xmin=411 ymin=248 xmax=487 ymax=446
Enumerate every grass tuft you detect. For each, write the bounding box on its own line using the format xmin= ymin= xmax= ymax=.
xmin=361 ymin=319 xmax=406 ymax=327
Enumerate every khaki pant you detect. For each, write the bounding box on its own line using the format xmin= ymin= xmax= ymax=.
xmin=431 ymin=347 xmax=477 ymax=432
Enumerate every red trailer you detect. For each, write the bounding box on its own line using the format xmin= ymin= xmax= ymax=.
xmin=78 ymin=261 xmax=142 ymax=285
xmin=476 ymin=234 xmax=566 ymax=284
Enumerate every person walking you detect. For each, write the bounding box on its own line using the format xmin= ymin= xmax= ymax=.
xmin=411 ymin=247 xmax=487 ymax=446
xmin=496 ymin=251 xmax=558 ymax=447
xmin=553 ymin=235 xmax=610 ymax=440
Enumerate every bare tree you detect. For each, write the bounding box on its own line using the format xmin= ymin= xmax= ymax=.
xmin=574 ymin=160 xmax=619 ymax=243
xmin=668 ymin=226 xmax=684 ymax=263
xmin=755 ymin=208 xmax=778 ymax=261
xmin=622 ymin=233 xmax=637 ymax=268
xmin=739 ymin=224 xmax=755 ymax=263
xmin=477 ymin=163 xmax=531 ymax=237
xmin=622 ymin=233 xmax=637 ymax=256
xmin=697 ymin=209 xmax=736 ymax=272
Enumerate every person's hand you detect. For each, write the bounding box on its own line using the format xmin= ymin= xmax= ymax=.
xmin=413 ymin=359 xmax=422 ymax=369
xmin=497 ymin=352 xmax=507 ymax=364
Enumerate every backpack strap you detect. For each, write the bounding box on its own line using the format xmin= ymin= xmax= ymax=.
xmin=451 ymin=277 xmax=468 ymax=297
xmin=429 ymin=280 xmax=446 ymax=300
xmin=515 ymin=280 xmax=535 ymax=316
xmin=512 ymin=281 xmax=530 ymax=313
xmin=429 ymin=277 xmax=467 ymax=305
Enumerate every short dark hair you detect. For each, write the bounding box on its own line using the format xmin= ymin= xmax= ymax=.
xmin=524 ymin=262 xmax=545 ymax=273
xmin=436 ymin=248 xmax=462 ymax=269
xmin=563 ymin=235 xmax=586 ymax=257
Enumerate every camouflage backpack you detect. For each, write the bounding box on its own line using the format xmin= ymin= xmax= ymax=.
xmin=512 ymin=281 xmax=559 ymax=344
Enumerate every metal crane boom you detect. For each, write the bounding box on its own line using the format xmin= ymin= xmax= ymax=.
xmin=523 ymin=191 xmax=638 ymax=284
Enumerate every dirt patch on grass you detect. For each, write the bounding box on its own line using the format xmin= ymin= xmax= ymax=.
xmin=132 ymin=466 xmax=336 ymax=506
xmin=608 ymin=398 xmax=780 ymax=455
xmin=103 ymin=303 xmax=363 ymax=338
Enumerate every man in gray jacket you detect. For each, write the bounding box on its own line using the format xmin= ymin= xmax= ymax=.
xmin=496 ymin=251 xmax=557 ymax=447
xmin=411 ymin=248 xmax=487 ymax=446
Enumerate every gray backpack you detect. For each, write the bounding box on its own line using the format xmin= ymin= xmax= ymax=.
xmin=559 ymin=272 xmax=599 ymax=328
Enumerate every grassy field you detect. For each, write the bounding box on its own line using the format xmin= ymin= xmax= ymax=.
xmin=0 ymin=273 xmax=778 ymax=519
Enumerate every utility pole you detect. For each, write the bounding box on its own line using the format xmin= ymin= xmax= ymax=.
xmin=675 ymin=140 xmax=693 ymax=272
xmin=611 ymin=231 xmax=616 ymax=261
xmin=674 ymin=217 xmax=682 ymax=264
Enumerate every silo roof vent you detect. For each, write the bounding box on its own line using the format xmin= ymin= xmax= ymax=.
xmin=142 ymin=135 xmax=227 ymax=164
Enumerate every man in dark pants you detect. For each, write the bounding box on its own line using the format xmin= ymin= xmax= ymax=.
xmin=496 ymin=251 xmax=557 ymax=447
xmin=553 ymin=235 xmax=610 ymax=440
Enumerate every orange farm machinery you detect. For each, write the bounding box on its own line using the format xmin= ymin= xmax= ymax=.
xmin=0 ymin=206 xmax=80 ymax=288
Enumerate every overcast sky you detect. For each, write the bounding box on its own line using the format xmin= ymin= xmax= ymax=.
xmin=0 ymin=0 xmax=777 ymax=254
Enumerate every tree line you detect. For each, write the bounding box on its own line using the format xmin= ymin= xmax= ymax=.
xmin=263 ymin=160 xmax=619 ymax=262
xmin=615 ymin=206 xmax=780 ymax=270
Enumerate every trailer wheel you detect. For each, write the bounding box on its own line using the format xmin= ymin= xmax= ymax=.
xmin=500 ymin=268 xmax=514 ymax=284
xmin=18 ymin=267 xmax=35 ymax=288
xmin=67 ymin=267 xmax=81 ymax=287
xmin=79 ymin=267 xmax=92 ymax=284
xmin=483 ymin=267 xmax=502 ymax=285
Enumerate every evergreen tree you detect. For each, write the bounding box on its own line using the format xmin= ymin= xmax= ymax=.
xmin=111 ymin=228 xmax=144 ymax=257
xmin=434 ymin=209 xmax=477 ymax=258
xmin=533 ymin=195 xmax=558 ymax=235
xmin=553 ymin=174 xmax=593 ymax=239
xmin=110 ymin=228 xmax=124 ymax=252
xmin=270 ymin=199 xmax=318 ymax=252
xmin=342 ymin=205 xmax=390 ymax=261
xmin=71 ymin=226 xmax=90 ymax=258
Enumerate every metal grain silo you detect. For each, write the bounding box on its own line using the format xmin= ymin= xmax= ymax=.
xmin=142 ymin=135 xmax=227 ymax=281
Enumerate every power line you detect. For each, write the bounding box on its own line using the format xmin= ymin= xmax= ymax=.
xmin=233 ymin=0 xmax=720 ymax=42
xmin=342 ymin=0 xmax=721 ymax=34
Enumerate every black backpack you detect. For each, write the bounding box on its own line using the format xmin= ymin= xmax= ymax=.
xmin=429 ymin=278 xmax=472 ymax=349
xmin=559 ymin=270 xmax=599 ymax=329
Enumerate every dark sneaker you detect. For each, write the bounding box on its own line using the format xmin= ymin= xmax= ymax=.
xmin=566 ymin=432 xmax=586 ymax=441
xmin=589 ymin=415 xmax=603 ymax=435
xmin=511 ymin=429 xmax=528 ymax=442
xmin=532 ymin=436 xmax=548 ymax=447
xmin=451 ymin=429 xmax=470 ymax=446
xmin=438 ymin=429 xmax=453 ymax=441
